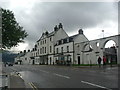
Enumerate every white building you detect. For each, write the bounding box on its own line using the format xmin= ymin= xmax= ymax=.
xmin=36 ymin=23 xmax=68 ymax=65
xmin=23 ymin=50 xmax=32 ymax=65
xmin=15 ymin=23 xmax=119 ymax=65
xmin=54 ymin=29 xmax=89 ymax=65
xmin=31 ymin=44 xmax=39 ymax=65
xmin=54 ymin=37 xmax=74 ymax=65
xmin=14 ymin=51 xmax=25 ymax=65
xmin=15 ymin=50 xmax=32 ymax=65
xmin=75 ymin=35 xmax=119 ymax=65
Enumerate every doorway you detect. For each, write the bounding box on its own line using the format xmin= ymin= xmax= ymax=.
xmin=50 ymin=57 xmax=51 ymax=65
xmin=78 ymin=56 xmax=80 ymax=65
xmin=33 ymin=60 xmax=35 ymax=65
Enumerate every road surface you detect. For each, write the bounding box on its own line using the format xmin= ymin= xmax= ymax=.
xmin=3 ymin=65 xmax=119 ymax=89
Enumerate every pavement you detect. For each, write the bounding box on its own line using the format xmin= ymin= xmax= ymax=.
xmin=9 ymin=74 xmax=26 ymax=89
xmin=49 ymin=64 xmax=119 ymax=69
xmin=74 ymin=64 xmax=119 ymax=69
xmin=2 ymin=66 xmax=26 ymax=89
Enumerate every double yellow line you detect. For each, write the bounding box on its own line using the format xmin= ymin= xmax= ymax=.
xmin=28 ymin=82 xmax=38 ymax=90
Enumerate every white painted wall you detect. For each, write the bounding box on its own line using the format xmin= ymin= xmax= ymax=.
xmin=74 ymin=34 xmax=88 ymax=44
xmin=73 ymin=34 xmax=89 ymax=64
xmin=54 ymin=28 xmax=68 ymax=43
xmin=55 ymin=42 xmax=73 ymax=53
xmin=75 ymin=35 xmax=120 ymax=64
xmin=54 ymin=42 xmax=74 ymax=64
xmin=36 ymin=28 xmax=68 ymax=65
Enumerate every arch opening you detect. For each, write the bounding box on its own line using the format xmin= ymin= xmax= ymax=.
xmin=82 ymin=44 xmax=93 ymax=64
xmin=104 ymin=40 xmax=116 ymax=48
xmin=103 ymin=40 xmax=117 ymax=64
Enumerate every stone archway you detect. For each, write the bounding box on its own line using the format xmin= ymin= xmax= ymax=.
xmin=102 ymin=40 xmax=117 ymax=64
xmin=102 ymin=39 xmax=117 ymax=49
xmin=81 ymin=43 xmax=93 ymax=64
xmin=78 ymin=35 xmax=120 ymax=64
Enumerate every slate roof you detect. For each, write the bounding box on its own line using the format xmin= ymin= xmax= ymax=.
xmin=69 ymin=34 xmax=79 ymax=39
xmin=37 ymin=31 xmax=56 ymax=42
xmin=55 ymin=33 xmax=80 ymax=46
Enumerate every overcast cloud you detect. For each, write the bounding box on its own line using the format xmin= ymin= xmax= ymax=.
xmin=0 ymin=0 xmax=118 ymax=52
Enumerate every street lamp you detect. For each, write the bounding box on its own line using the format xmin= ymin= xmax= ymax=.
xmin=102 ymin=30 xmax=104 ymax=38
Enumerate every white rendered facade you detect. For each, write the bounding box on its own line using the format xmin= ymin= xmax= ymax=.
xmin=15 ymin=23 xmax=120 ymax=65
xmin=36 ymin=23 xmax=68 ymax=65
xmin=75 ymin=35 xmax=120 ymax=64
xmin=54 ymin=29 xmax=89 ymax=65
xmin=54 ymin=39 xmax=74 ymax=65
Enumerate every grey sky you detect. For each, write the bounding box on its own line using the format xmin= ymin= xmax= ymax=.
xmin=0 ymin=0 xmax=118 ymax=52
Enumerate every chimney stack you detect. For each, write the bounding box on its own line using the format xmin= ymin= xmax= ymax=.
xmin=24 ymin=50 xmax=26 ymax=53
xmin=54 ymin=25 xmax=58 ymax=31
xmin=45 ymin=31 xmax=49 ymax=35
xmin=28 ymin=50 xmax=30 ymax=52
xmin=78 ymin=29 xmax=83 ymax=34
xmin=58 ymin=23 xmax=63 ymax=29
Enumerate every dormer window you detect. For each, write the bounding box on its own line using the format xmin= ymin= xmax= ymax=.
xmin=59 ymin=40 xmax=61 ymax=45
xmin=67 ymin=38 xmax=69 ymax=42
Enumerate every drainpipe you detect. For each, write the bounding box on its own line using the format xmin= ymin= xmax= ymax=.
xmin=73 ymin=41 xmax=75 ymax=65
xmin=117 ymin=35 xmax=120 ymax=64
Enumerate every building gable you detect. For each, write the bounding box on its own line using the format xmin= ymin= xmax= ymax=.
xmin=54 ymin=28 xmax=69 ymax=43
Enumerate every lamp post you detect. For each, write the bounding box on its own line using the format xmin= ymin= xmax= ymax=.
xmin=102 ymin=30 xmax=104 ymax=38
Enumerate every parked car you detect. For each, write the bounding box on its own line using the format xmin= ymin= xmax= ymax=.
xmin=7 ymin=62 xmax=13 ymax=66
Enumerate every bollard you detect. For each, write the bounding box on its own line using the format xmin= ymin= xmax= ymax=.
xmin=0 ymin=74 xmax=8 ymax=89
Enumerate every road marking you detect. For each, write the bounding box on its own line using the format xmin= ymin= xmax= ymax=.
xmin=54 ymin=73 xmax=70 ymax=79
xmin=28 ymin=82 xmax=38 ymax=90
xmin=17 ymin=73 xmax=23 ymax=79
xmin=81 ymin=81 xmax=112 ymax=90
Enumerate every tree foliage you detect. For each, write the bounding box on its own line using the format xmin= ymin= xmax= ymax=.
xmin=1 ymin=8 xmax=28 ymax=49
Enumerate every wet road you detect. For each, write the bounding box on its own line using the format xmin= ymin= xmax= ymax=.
xmin=3 ymin=65 xmax=118 ymax=89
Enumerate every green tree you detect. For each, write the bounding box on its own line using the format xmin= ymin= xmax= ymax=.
xmin=1 ymin=8 xmax=28 ymax=49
